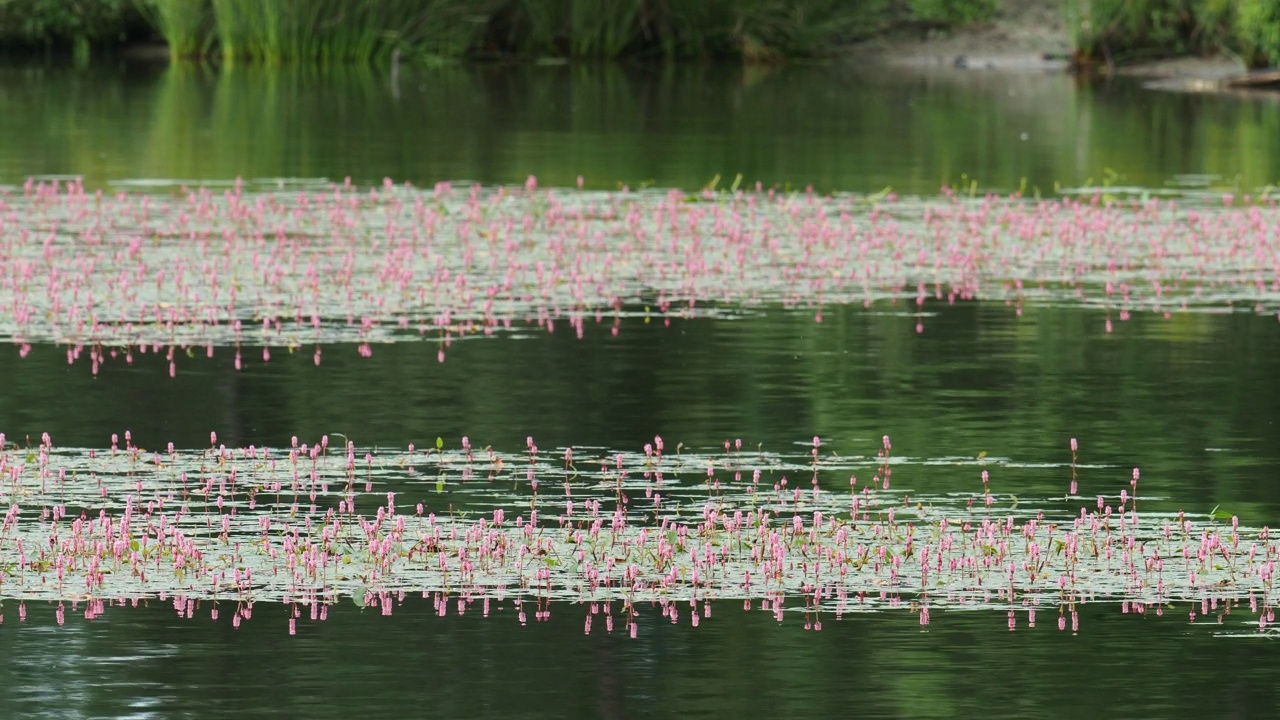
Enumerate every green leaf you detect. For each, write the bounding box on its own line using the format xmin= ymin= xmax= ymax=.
xmin=436 ymin=436 xmax=444 ymax=451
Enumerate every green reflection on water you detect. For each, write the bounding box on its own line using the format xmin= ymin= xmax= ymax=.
xmin=2 ymin=63 xmax=1280 ymax=192
xmin=0 ymin=600 xmax=1277 ymax=719
xmin=1 ymin=61 xmax=1279 ymax=719
xmin=2 ymin=304 xmax=1277 ymax=516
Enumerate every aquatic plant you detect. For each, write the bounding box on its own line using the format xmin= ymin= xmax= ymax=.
xmin=2 ymin=176 xmax=1279 ymax=375
xmin=134 ymin=0 xmax=210 ymax=60
xmin=131 ymin=0 xmax=892 ymax=61
xmin=0 ymin=431 xmax=1273 ymax=637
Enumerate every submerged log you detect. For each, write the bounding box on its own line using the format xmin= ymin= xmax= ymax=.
xmin=1221 ymin=69 xmax=1280 ymax=90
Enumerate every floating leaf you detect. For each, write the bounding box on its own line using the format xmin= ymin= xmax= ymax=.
xmin=1210 ymin=506 xmax=1237 ymax=522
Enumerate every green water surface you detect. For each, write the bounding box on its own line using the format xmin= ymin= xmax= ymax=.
xmin=0 ymin=61 xmax=1278 ymax=719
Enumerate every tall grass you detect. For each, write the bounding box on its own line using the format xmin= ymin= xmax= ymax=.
xmin=133 ymin=0 xmax=210 ymax=60
xmin=569 ymin=0 xmax=641 ymax=58
xmin=123 ymin=0 xmax=1270 ymax=68
xmin=207 ymin=0 xmax=247 ymax=62
xmin=484 ymin=0 xmax=892 ymax=60
xmin=728 ymin=0 xmax=893 ymax=58
xmin=14 ymin=0 xmax=1280 ymax=65
xmin=203 ymin=0 xmax=489 ymax=63
xmin=128 ymin=0 xmax=896 ymax=62
xmin=145 ymin=0 xmax=901 ymax=62
xmin=908 ymin=0 xmax=999 ymax=26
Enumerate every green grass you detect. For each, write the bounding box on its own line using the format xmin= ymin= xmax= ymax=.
xmin=490 ymin=0 xmax=893 ymax=60
xmin=129 ymin=0 xmax=896 ymax=62
xmin=201 ymin=0 xmax=493 ymax=63
xmin=13 ymin=0 xmax=1280 ymax=66
xmin=134 ymin=0 xmax=210 ymax=60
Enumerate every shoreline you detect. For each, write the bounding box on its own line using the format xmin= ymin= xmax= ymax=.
xmin=9 ymin=19 xmax=1278 ymax=97
xmin=843 ymin=12 xmax=1280 ymax=97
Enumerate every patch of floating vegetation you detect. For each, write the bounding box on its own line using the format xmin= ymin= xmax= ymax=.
xmin=0 ymin=432 xmax=1274 ymax=637
xmin=1 ymin=176 xmax=1279 ymax=374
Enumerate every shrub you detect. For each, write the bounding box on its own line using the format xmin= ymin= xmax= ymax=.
xmin=1236 ymin=0 xmax=1280 ymax=67
xmin=0 ymin=0 xmax=137 ymax=51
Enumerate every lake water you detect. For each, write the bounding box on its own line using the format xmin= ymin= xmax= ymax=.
xmin=1 ymin=61 xmax=1279 ymax=719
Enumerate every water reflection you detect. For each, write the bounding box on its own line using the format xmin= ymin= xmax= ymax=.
xmin=2 ymin=60 xmax=1279 ymax=720
xmin=0 ymin=302 xmax=1277 ymax=517
xmin=1 ymin=63 xmax=1278 ymax=193
xmin=0 ymin=601 xmax=1277 ymax=719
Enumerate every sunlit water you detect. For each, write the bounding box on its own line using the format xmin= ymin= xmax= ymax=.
xmin=1 ymin=61 xmax=1279 ymax=718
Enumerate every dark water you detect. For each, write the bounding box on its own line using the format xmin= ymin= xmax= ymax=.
xmin=1 ymin=62 xmax=1280 ymax=719
xmin=4 ymin=305 xmax=1278 ymax=518
xmin=1 ymin=601 xmax=1278 ymax=719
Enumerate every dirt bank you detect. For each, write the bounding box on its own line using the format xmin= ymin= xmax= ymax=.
xmin=846 ymin=1 xmax=1071 ymax=72
xmin=843 ymin=2 xmax=1280 ymax=97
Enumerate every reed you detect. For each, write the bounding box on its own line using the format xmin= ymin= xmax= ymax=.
xmin=15 ymin=0 xmax=1280 ymax=65
xmin=202 ymin=0 xmax=483 ymax=63
xmin=486 ymin=0 xmax=890 ymax=60
xmin=569 ymin=0 xmax=642 ymax=58
xmin=726 ymin=0 xmax=891 ymax=58
xmin=208 ymin=0 xmax=248 ymax=62
xmin=134 ymin=0 xmax=210 ymax=60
